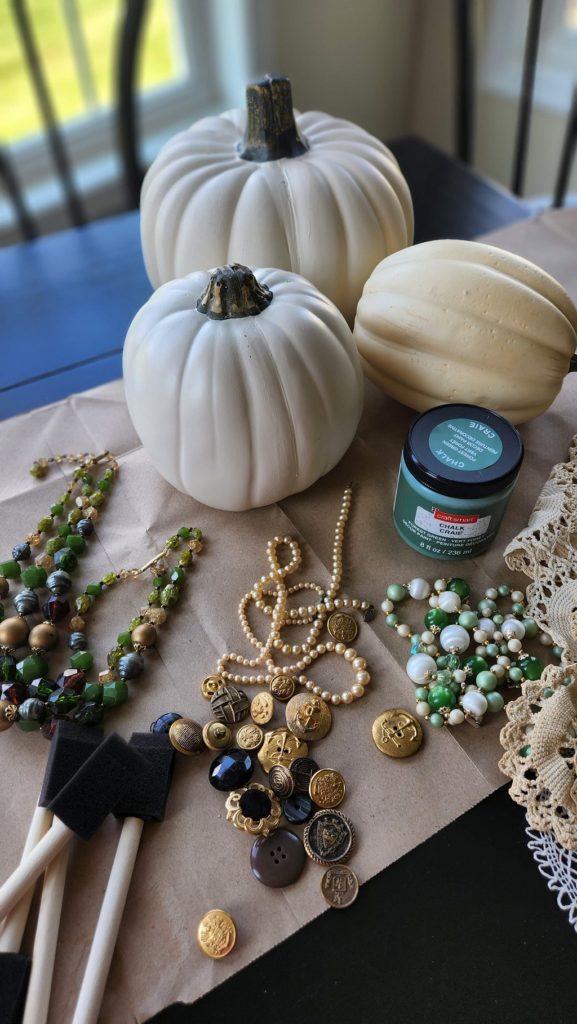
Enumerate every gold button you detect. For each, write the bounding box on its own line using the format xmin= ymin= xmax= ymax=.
xmin=202 ymin=721 xmax=232 ymax=751
xmin=371 ymin=708 xmax=423 ymax=758
xmin=197 ymin=909 xmax=236 ymax=959
xmin=270 ymin=674 xmax=296 ymax=701
xmin=201 ymin=675 xmax=222 ymax=699
xmin=257 ymin=728 xmax=308 ymax=773
xmin=250 ymin=691 xmax=274 ymax=725
xmin=321 ymin=865 xmax=359 ymax=909
xmin=168 ymin=717 xmax=204 ymax=756
xmin=309 ymin=768 xmax=346 ymax=808
xmin=327 ymin=611 xmax=358 ymax=644
xmin=286 ymin=692 xmax=332 ymax=741
xmin=236 ymin=723 xmax=264 ymax=750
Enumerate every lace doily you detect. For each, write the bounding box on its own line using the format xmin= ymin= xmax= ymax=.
xmin=526 ymin=826 xmax=577 ymax=934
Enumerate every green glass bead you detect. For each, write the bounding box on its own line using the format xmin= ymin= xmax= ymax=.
xmin=74 ymin=701 xmax=104 ymax=726
xmin=518 ymin=656 xmax=545 ymax=680
xmin=30 ymin=462 xmax=47 ymax=478
xmin=485 ymin=691 xmax=505 ymax=712
xmin=0 ymin=656 xmax=17 ymax=681
xmin=18 ymin=719 xmax=41 ymax=732
xmin=508 ymin=666 xmax=523 ymax=683
xmin=542 ymin=687 xmax=554 ymax=699
xmin=107 ymin=646 xmax=123 ymax=668
xmin=86 ymin=582 xmax=102 ymax=597
xmin=37 ymin=516 xmax=53 ymax=533
xmin=428 ymin=684 xmax=456 ymax=711
xmin=160 ymin=584 xmax=179 ymax=607
xmin=191 ymin=528 xmax=202 ymax=540
xmin=519 ymin=744 xmax=532 ymax=758
xmin=435 ymin=670 xmax=452 ymax=686
xmin=129 ymin=616 xmax=142 ymax=631
xmin=45 ymin=538 xmax=64 ymax=555
xmin=478 ymin=599 xmax=497 ymax=615
xmin=463 ymin=655 xmax=488 ymax=678
xmin=18 ymin=654 xmax=49 ymax=683
xmin=58 ymin=493 xmax=70 ymax=505
xmin=153 ymin=576 xmax=166 ymax=588
xmin=82 ymin=682 xmax=102 ymax=703
xmin=56 ymin=549 xmax=77 ymax=573
xmin=50 ymin=503 xmax=64 ymax=517
xmin=117 ymin=631 xmax=132 ymax=648
xmin=103 ymin=468 xmax=114 ymax=479
xmin=436 ymin=656 xmax=449 ymax=669
xmin=170 ymin=566 xmax=185 ymax=584
xmin=58 ymin=524 xmax=72 ymax=538
xmin=75 ymin=594 xmax=92 ymax=615
xmin=178 ymin=551 xmax=193 ymax=567
xmin=415 ymin=687 xmax=429 ymax=701
xmin=102 ymin=572 xmax=116 ymax=586
xmin=445 ymin=654 xmax=461 ymax=671
xmin=386 ymin=583 xmax=408 ymax=603
xmin=522 ymin=618 xmax=539 ymax=638
xmin=97 ymin=477 xmax=111 ymax=492
xmin=485 ymin=643 xmax=499 ymax=658
xmin=148 ymin=590 xmax=160 ymax=605
xmin=476 ymin=671 xmax=498 ymax=692
xmin=177 ymin=527 xmax=191 ymax=539
xmin=102 ymin=679 xmax=128 ymax=708
xmin=511 ymin=602 xmax=525 ymax=616
xmin=68 ymin=509 xmax=82 ymax=525
xmin=497 ymin=584 xmax=510 ymax=598
xmin=21 ymin=565 xmax=47 ymax=588
xmin=492 ymin=614 xmax=504 ymax=626
xmin=447 ymin=578 xmax=470 ymax=599
xmin=81 ymin=483 xmax=92 ymax=497
xmin=0 ymin=560 xmax=21 ymax=580
xmin=70 ymin=651 xmax=93 ymax=671
xmin=385 ymin=613 xmax=398 ymax=627
xmin=424 ymin=608 xmax=449 ymax=631
xmin=166 ymin=535 xmax=180 ymax=550
xmin=81 ymin=472 xmax=94 ymax=486
xmin=458 ymin=611 xmax=478 ymax=630
xmin=429 ymin=713 xmax=444 ymax=728
xmin=67 ymin=535 xmax=86 ymax=555
xmin=72 ymin=468 xmax=84 ymax=481
xmin=89 ymin=491 xmax=104 ymax=508
xmin=553 ymin=646 xmax=563 ymax=659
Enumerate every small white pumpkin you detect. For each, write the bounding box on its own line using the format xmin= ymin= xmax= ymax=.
xmin=353 ymin=239 xmax=577 ymax=423
xmin=140 ymin=74 xmax=413 ymax=325
xmin=122 ymin=264 xmax=363 ymax=511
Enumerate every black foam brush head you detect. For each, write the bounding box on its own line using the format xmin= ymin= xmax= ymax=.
xmin=0 ymin=952 xmax=30 ymax=1024
xmin=39 ymin=720 xmax=103 ymax=807
xmin=113 ymin=733 xmax=176 ymax=822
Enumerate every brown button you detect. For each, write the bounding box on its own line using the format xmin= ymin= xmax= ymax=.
xmin=250 ymin=828 xmax=306 ymax=887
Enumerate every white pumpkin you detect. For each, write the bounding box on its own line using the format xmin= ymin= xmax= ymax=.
xmin=140 ymin=74 xmax=413 ymax=325
xmin=122 ymin=264 xmax=364 ymax=511
xmin=353 ymin=239 xmax=577 ymax=423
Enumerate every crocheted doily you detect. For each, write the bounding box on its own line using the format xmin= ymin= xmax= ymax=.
xmin=526 ymin=826 xmax=577 ymax=934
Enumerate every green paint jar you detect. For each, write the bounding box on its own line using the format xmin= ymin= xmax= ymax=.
xmin=393 ymin=404 xmax=524 ymax=560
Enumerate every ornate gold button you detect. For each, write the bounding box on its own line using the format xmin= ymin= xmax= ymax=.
xmin=286 ymin=692 xmax=332 ymax=741
xmin=304 ymin=809 xmax=355 ymax=865
xmin=236 ymin=723 xmax=264 ymax=751
xmin=168 ymin=718 xmax=204 ymax=756
xmin=270 ymin=674 xmax=296 ymax=701
xmin=309 ymin=768 xmax=346 ymax=808
xmin=268 ymin=764 xmax=295 ymax=798
xmin=201 ymin=675 xmax=222 ymax=699
xmin=327 ymin=611 xmax=358 ymax=643
xmin=321 ymin=865 xmax=359 ymax=909
xmin=197 ymin=909 xmax=237 ymax=959
xmin=250 ymin=691 xmax=274 ymax=725
xmin=202 ymin=720 xmax=232 ymax=751
xmin=371 ymin=708 xmax=423 ymax=758
xmin=257 ymin=728 xmax=308 ymax=773
xmin=225 ymin=783 xmax=281 ymax=836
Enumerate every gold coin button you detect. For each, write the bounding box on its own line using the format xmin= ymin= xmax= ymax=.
xmin=250 ymin=691 xmax=274 ymax=725
xmin=327 ymin=611 xmax=358 ymax=644
xmin=286 ymin=692 xmax=332 ymax=741
xmin=202 ymin=720 xmax=232 ymax=751
xmin=309 ymin=768 xmax=346 ymax=808
xmin=321 ymin=865 xmax=359 ymax=909
xmin=201 ymin=675 xmax=222 ymax=699
xmin=168 ymin=717 xmax=204 ymax=756
xmin=197 ymin=909 xmax=236 ymax=959
xmin=236 ymin=723 xmax=264 ymax=751
xmin=257 ymin=728 xmax=308 ymax=774
xmin=270 ymin=674 xmax=296 ymax=701
xmin=371 ymin=708 xmax=423 ymax=758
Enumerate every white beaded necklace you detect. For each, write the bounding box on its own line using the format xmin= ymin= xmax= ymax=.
xmin=216 ymin=486 xmax=372 ymax=706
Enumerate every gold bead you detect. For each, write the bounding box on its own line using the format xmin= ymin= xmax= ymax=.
xmin=26 ymin=533 xmax=42 ymax=547
xmin=35 ymin=553 xmax=53 ymax=571
xmin=85 ymin=507 xmax=98 ymax=520
xmin=69 ymin=616 xmax=86 ymax=631
xmin=98 ymin=670 xmax=115 ymax=683
xmin=0 ymin=701 xmax=17 ymax=731
xmin=131 ymin=623 xmax=157 ymax=648
xmin=143 ymin=607 xmax=167 ymax=626
xmin=28 ymin=622 xmax=59 ymax=651
xmin=0 ymin=616 xmax=29 ymax=647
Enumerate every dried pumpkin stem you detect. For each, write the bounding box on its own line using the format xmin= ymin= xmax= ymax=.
xmin=239 ymin=74 xmax=309 ymax=162
xmin=196 ymin=264 xmax=273 ymax=320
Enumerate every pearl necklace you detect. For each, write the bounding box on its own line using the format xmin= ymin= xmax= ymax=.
xmin=216 ymin=486 xmax=373 ymax=706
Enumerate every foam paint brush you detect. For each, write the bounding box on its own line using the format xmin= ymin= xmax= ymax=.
xmin=71 ymin=733 xmax=176 ymax=1024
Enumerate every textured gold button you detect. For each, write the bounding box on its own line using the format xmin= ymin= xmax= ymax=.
xmin=202 ymin=720 xmax=232 ymax=751
xmin=250 ymin=691 xmax=274 ymax=725
xmin=236 ymin=723 xmax=264 ymax=751
xmin=270 ymin=674 xmax=296 ymax=701
xmin=321 ymin=865 xmax=359 ymax=909
xmin=286 ymin=692 xmax=332 ymax=741
xmin=197 ymin=909 xmax=236 ymax=959
xmin=371 ymin=708 xmax=423 ymax=758
xmin=309 ymin=768 xmax=346 ymax=808
xmin=168 ymin=717 xmax=204 ymax=756
xmin=327 ymin=611 xmax=358 ymax=643
xmin=201 ymin=675 xmax=222 ymax=699
xmin=257 ymin=728 xmax=308 ymax=773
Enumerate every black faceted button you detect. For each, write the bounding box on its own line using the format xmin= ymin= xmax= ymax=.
xmin=250 ymin=828 xmax=306 ymax=888
xmin=290 ymin=756 xmax=319 ymax=794
xmin=239 ymin=788 xmax=271 ymax=821
xmin=209 ymin=747 xmax=254 ymax=791
xmin=150 ymin=712 xmax=182 ymax=734
xmin=283 ymin=792 xmax=314 ymax=824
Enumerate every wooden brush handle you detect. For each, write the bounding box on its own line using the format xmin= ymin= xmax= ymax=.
xmin=72 ymin=817 xmax=144 ymax=1024
xmin=0 ymin=804 xmax=52 ymax=953
xmin=0 ymin=818 xmax=71 ymax=921
xmin=22 ymin=842 xmax=70 ymax=1024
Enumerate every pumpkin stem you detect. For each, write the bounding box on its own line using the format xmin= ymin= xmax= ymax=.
xmin=196 ymin=264 xmax=273 ymax=320
xmin=239 ymin=74 xmax=309 ymax=162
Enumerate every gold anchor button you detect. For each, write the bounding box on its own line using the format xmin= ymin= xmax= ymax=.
xmin=372 ymin=708 xmax=423 ymax=758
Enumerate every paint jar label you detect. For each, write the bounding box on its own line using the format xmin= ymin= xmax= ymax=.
xmin=428 ymin=418 xmax=504 ymax=473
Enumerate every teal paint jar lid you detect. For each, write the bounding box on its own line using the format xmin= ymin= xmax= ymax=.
xmin=394 ymin=404 xmax=524 ymax=560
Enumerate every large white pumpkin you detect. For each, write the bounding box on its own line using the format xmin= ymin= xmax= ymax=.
xmin=140 ymin=74 xmax=413 ymax=325
xmin=353 ymin=239 xmax=577 ymax=423
xmin=123 ymin=264 xmax=364 ymax=511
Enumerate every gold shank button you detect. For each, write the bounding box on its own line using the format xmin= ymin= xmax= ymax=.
xmin=371 ymin=708 xmax=423 ymax=758
xmin=197 ymin=909 xmax=237 ymax=959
